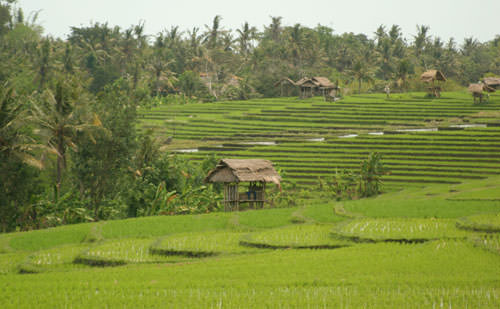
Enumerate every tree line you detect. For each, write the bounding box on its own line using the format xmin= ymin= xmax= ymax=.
xmin=1 ymin=0 xmax=499 ymax=232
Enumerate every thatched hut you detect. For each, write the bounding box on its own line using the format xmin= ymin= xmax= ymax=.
xmin=313 ymin=77 xmax=339 ymax=100
xmin=274 ymin=78 xmax=297 ymax=97
xmin=420 ymin=70 xmax=446 ymax=98
xmin=468 ymin=83 xmax=495 ymax=103
xmin=295 ymin=77 xmax=338 ymax=100
xmin=295 ymin=77 xmax=318 ymax=98
xmin=205 ymin=159 xmax=281 ymax=211
xmin=483 ymin=77 xmax=500 ymax=89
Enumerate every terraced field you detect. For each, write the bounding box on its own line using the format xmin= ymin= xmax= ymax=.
xmin=1 ymin=178 xmax=499 ymax=307
xmin=139 ymin=92 xmax=500 ymax=191
xmin=1 ymin=93 xmax=499 ymax=308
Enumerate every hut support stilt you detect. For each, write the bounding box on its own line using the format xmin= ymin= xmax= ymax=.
xmin=261 ymin=182 xmax=266 ymax=208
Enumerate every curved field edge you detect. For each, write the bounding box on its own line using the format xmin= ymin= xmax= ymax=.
xmin=149 ymin=231 xmax=256 ymax=257
xmin=240 ymin=224 xmax=352 ymax=249
xmin=2 ymin=240 xmax=500 ymax=308
xmin=457 ymin=213 xmax=500 ymax=233
xmin=467 ymin=234 xmax=500 ymax=256
xmin=332 ymin=218 xmax=471 ymax=243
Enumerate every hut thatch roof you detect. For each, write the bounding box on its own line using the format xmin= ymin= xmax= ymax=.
xmin=483 ymin=77 xmax=500 ymax=88
xmin=468 ymin=83 xmax=496 ymax=94
xmin=205 ymin=159 xmax=281 ymax=184
xmin=295 ymin=77 xmax=336 ymax=89
xmin=295 ymin=77 xmax=318 ymax=88
xmin=420 ymin=70 xmax=447 ymax=82
xmin=295 ymin=77 xmax=310 ymax=85
xmin=312 ymin=77 xmax=336 ymax=88
xmin=274 ymin=78 xmax=297 ymax=87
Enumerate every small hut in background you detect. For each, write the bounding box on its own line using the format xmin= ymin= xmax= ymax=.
xmin=420 ymin=70 xmax=446 ymax=98
xmin=274 ymin=78 xmax=297 ymax=97
xmin=483 ymin=77 xmax=500 ymax=90
xmin=204 ymin=159 xmax=281 ymax=211
xmin=295 ymin=77 xmax=318 ymax=99
xmin=295 ymin=77 xmax=339 ymax=100
xmin=468 ymin=83 xmax=495 ymax=103
xmin=313 ymin=77 xmax=338 ymax=99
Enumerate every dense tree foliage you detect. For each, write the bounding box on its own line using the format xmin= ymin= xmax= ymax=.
xmin=1 ymin=1 xmax=499 ymax=231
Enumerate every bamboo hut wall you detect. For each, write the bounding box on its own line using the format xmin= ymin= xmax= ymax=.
xmin=223 ymin=183 xmax=239 ymax=211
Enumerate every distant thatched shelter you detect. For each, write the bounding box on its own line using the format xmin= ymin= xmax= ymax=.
xmin=274 ymin=78 xmax=297 ymax=97
xmin=295 ymin=77 xmax=339 ymax=100
xmin=483 ymin=77 xmax=500 ymax=89
xmin=468 ymin=83 xmax=495 ymax=103
xmin=420 ymin=70 xmax=446 ymax=83
xmin=205 ymin=159 xmax=281 ymax=211
xmin=295 ymin=77 xmax=317 ymax=98
xmin=421 ymin=70 xmax=446 ymax=98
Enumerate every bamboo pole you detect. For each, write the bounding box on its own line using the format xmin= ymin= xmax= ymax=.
xmin=235 ymin=183 xmax=239 ymax=211
xmin=262 ymin=182 xmax=266 ymax=208
xmin=224 ymin=184 xmax=228 ymax=212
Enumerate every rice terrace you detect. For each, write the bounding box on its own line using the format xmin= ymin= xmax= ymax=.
xmin=1 ymin=0 xmax=500 ymax=308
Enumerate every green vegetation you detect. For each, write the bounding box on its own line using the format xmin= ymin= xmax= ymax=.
xmin=335 ymin=218 xmax=469 ymax=242
xmin=151 ymin=231 xmax=254 ymax=256
xmin=9 ymin=224 xmax=92 ymax=251
xmin=100 ymin=212 xmax=231 ymax=239
xmin=342 ymin=177 xmax=500 ymax=218
xmin=0 ymin=177 xmax=499 ymax=307
xmin=236 ymin=207 xmax=298 ymax=228
xmin=1 ymin=1 xmax=500 ymax=306
xmin=1 ymin=214 xmax=500 ymax=307
xmin=3 ymin=84 xmax=500 ymax=307
xmin=242 ymin=224 xmax=350 ymax=248
xmin=457 ymin=213 xmax=500 ymax=233
xmin=469 ymin=234 xmax=500 ymax=255
xmin=75 ymin=238 xmax=178 ymax=265
xmin=1 ymin=0 xmax=500 ymax=232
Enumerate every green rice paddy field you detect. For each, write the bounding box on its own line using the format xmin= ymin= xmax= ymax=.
xmin=139 ymin=91 xmax=500 ymax=191
xmin=1 ymin=92 xmax=500 ymax=307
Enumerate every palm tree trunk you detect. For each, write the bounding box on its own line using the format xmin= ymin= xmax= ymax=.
xmin=155 ymin=71 xmax=161 ymax=96
xmin=56 ymin=130 xmax=64 ymax=200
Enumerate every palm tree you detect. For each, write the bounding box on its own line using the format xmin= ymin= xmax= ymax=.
xmin=62 ymin=44 xmax=74 ymax=74
xmin=237 ymin=22 xmax=258 ymax=58
xmin=268 ymin=16 xmax=282 ymax=42
xmin=0 ymin=82 xmax=44 ymax=169
xmin=395 ymin=59 xmax=413 ymax=92
xmin=374 ymin=25 xmax=386 ymax=47
xmin=185 ymin=27 xmax=204 ymax=71
xmin=31 ymin=79 xmax=98 ymax=197
xmin=388 ymin=25 xmax=402 ymax=44
xmin=204 ymin=15 xmax=222 ymax=49
xmin=1 ymin=82 xmax=47 ymax=233
xmin=133 ymin=21 xmax=147 ymax=50
xmin=350 ymin=59 xmax=374 ymax=94
xmin=377 ymin=38 xmax=393 ymax=80
xmin=221 ymin=31 xmax=235 ymax=52
xmin=288 ymin=24 xmax=304 ymax=69
xmin=188 ymin=27 xmax=202 ymax=54
xmin=35 ymin=38 xmax=52 ymax=90
xmin=122 ymin=22 xmax=147 ymax=90
xmin=147 ymin=49 xmax=176 ymax=96
xmin=413 ymin=25 xmax=430 ymax=57
xmin=462 ymin=37 xmax=479 ymax=57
